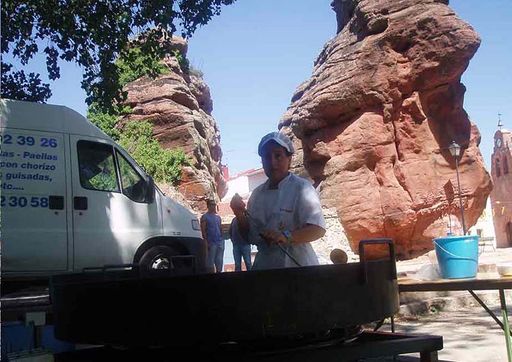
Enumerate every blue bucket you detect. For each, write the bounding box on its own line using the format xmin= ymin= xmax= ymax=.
xmin=433 ymin=235 xmax=479 ymax=279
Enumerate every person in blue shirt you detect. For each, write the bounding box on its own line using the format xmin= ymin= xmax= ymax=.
xmin=200 ymin=199 xmax=224 ymax=273
xmin=229 ymin=196 xmax=252 ymax=271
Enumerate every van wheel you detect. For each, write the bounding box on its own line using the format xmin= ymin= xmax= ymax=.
xmin=139 ymin=246 xmax=177 ymax=270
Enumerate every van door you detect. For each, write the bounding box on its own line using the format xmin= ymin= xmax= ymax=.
xmin=70 ymin=137 xmax=161 ymax=270
xmin=1 ymin=129 xmax=68 ymax=272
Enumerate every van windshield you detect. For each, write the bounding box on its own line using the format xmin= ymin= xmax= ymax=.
xmin=116 ymin=150 xmax=147 ymax=202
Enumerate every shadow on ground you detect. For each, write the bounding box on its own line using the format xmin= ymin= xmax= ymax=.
xmin=384 ymin=305 xmax=507 ymax=362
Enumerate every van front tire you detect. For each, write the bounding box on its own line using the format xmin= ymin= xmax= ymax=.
xmin=139 ymin=246 xmax=177 ymax=270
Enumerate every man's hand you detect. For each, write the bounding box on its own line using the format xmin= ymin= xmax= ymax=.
xmin=260 ymin=229 xmax=287 ymax=245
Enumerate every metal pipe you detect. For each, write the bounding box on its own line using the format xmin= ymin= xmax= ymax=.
xmin=469 ymin=290 xmax=510 ymax=334
xmin=499 ymin=289 xmax=512 ymax=362
xmin=276 ymin=243 xmax=302 ymax=267
xmin=454 ymin=156 xmax=467 ymax=235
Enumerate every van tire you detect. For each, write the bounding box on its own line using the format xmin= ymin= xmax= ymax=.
xmin=139 ymin=245 xmax=178 ymax=270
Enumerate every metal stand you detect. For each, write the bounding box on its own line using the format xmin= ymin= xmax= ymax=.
xmin=54 ymin=331 xmax=443 ymax=362
xmin=468 ymin=289 xmax=512 ymax=362
xmin=454 ymin=156 xmax=467 ymax=234
xmin=399 ymin=278 xmax=512 ymax=362
xmin=500 ymin=289 xmax=512 ymax=362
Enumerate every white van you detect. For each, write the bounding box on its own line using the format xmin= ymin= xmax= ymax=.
xmin=0 ymin=99 xmax=208 ymax=279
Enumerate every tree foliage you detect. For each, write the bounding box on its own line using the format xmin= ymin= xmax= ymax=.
xmin=115 ymin=46 xmax=170 ymax=88
xmin=1 ymin=0 xmax=235 ymax=109
xmin=1 ymin=63 xmax=51 ymax=101
xmin=87 ymin=44 xmax=192 ymax=185
xmin=89 ymin=111 xmax=190 ymax=186
xmin=87 ymin=103 xmax=122 ymax=140
xmin=118 ymin=120 xmax=189 ymax=185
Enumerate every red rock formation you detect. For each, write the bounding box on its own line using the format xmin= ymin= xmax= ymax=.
xmin=121 ymin=37 xmax=226 ymax=211
xmin=491 ymin=128 xmax=512 ymax=248
xmin=281 ymin=0 xmax=492 ymax=258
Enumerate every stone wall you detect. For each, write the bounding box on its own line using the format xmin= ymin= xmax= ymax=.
xmin=312 ymin=207 xmax=359 ymax=264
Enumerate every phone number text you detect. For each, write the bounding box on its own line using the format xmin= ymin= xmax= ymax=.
xmin=1 ymin=196 xmax=49 ymax=208
xmin=1 ymin=134 xmax=58 ymax=148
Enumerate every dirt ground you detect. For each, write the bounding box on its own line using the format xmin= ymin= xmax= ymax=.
xmin=375 ymin=304 xmax=508 ymax=361
xmin=377 ymin=245 xmax=512 ymax=361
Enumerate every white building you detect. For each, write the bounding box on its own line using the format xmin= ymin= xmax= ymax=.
xmin=221 ymin=168 xmax=267 ymax=202
xmin=468 ymin=198 xmax=497 ymax=249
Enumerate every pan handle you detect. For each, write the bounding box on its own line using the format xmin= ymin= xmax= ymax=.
xmin=359 ymin=238 xmax=396 ymax=284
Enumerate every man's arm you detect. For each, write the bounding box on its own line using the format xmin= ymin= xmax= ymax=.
xmin=236 ymin=210 xmax=249 ymax=240
xmin=230 ymin=194 xmax=250 ymax=240
xmin=216 ymin=215 xmax=223 ymax=238
xmin=288 ymin=224 xmax=325 ymax=243
xmin=228 ymin=221 xmax=233 ymax=241
xmin=200 ymin=215 xmax=207 ymax=241
xmin=260 ymin=224 xmax=325 ymax=245
xmin=260 ymin=180 xmax=326 ymax=245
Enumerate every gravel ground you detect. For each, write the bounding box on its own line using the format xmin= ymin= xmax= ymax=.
xmin=380 ymin=246 xmax=512 ymax=361
xmin=392 ymin=304 xmax=508 ymax=361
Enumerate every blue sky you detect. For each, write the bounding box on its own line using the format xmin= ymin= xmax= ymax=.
xmin=23 ymin=0 xmax=512 ymax=175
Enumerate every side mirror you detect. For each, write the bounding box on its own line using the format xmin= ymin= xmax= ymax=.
xmin=145 ymin=176 xmax=155 ymax=204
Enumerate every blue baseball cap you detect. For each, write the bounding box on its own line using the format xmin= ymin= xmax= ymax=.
xmin=257 ymin=132 xmax=295 ymax=156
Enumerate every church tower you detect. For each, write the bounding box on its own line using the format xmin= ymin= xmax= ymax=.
xmin=490 ymin=114 xmax=512 ymax=247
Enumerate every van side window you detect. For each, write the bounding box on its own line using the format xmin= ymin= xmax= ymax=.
xmin=77 ymin=141 xmax=120 ymax=192
xmin=116 ymin=151 xmax=146 ymax=202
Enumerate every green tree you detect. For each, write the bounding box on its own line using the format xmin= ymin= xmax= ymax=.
xmin=86 ymin=45 xmax=190 ymax=184
xmin=87 ymin=103 xmax=122 ymax=140
xmin=119 ymin=120 xmax=189 ymax=185
xmin=1 ymin=0 xmax=235 ymax=109
xmin=115 ymin=45 xmax=170 ymax=88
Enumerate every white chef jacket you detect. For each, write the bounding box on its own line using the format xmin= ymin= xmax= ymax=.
xmin=247 ymin=173 xmax=326 ymax=269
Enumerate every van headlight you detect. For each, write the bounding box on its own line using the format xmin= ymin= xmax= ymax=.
xmin=191 ymin=219 xmax=200 ymax=230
